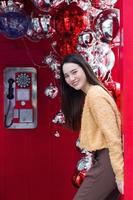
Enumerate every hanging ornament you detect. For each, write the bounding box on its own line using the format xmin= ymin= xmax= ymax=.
xmin=52 ymin=110 xmax=65 ymax=125
xmin=44 ymin=83 xmax=58 ymax=99
xmin=54 ymin=131 xmax=61 ymax=138
xmin=90 ymin=0 xmax=118 ymax=10
xmin=44 ymin=53 xmax=60 ymax=71
xmin=0 ymin=0 xmax=29 ymax=39
xmin=43 ymin=53 xmax=61 ymax=79
xmin=94 ymin=9 xmax=119 ymax=43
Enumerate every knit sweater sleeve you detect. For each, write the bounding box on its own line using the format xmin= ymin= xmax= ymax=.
xmin=89 ymin=94 xmax=124 ymax=181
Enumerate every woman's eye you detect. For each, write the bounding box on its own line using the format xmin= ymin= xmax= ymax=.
xmin=72 ymin=70 xmax=77 ymax=74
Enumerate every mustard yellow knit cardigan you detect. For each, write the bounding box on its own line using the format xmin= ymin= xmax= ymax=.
xmin=79 ymin=85 xmax=124 ymax=181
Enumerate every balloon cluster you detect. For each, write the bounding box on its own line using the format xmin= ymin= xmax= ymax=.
xmin=41 ymin=0 xmax=120 ymax=95
xmin=42 ymin=0 xmax=121 ymax=139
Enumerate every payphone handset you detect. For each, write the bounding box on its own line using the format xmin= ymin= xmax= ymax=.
xmin=4 ymin=67 xmax=37 ymax=129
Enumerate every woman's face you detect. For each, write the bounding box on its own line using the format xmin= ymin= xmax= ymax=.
xmin=62 ymin=62 xmax=89 ymax=92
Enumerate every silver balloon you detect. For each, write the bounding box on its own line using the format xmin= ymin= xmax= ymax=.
xmin=76 ymin=155 xmax=93 ymax=171
xmin=78 ymin=30 xmax=96 ymax=47
xmin=94 ymin=9 xmax=120 ymax=43
xmin=52 ymin=111 xmax=65 ymax=125
xmin=78 ymin=0 xmax=91 ymax=11
xmin=76 ymin=138 xmax=93 ymax=171
xmin=90 ymin=0 xmax=118 ymax=9
xmin=44 ymin=83 xmax=58 ymax=99
xmin=30 ymin=14 xmax=54 ymax=38
xmin=77 ymin=42 xmax=115 ymax=78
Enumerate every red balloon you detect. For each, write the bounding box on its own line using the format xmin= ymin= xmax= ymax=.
xmin=56 ymin=35 xmax=78 ymax=57
xmin=72 ymin=170 xmax=87 ymax=188
xmin=103 ymin=80 xmax=121 ymax=109
xmin=51 ymin=3 xmax=87 ymax=36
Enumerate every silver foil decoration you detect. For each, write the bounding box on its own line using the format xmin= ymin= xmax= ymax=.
xmin=77 ymin=41 xmax=115 ymax=78
xmin=54 ymin=131 xmax=61 ymax=138
xmin=52 ymin=111 xmax=65 ymax=125
xmin=78 ymin=29 xmax=96 ymax=47
xmin=76 ymin=139 xmax=93 ymax=171
xmin=44 ymin=83 xmax=58 ymax=99
xmin=90 ymin=0 xmax=118 ymax=9
xmin=43 ymin=53 xmax=60 ymax=79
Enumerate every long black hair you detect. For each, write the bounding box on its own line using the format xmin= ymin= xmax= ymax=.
xmin=60 ymin=53 xmax=104 ymax=131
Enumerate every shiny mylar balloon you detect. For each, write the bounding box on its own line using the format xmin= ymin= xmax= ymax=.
xmin=52 ymin=111 xmax=65 ymax=125
xmin=0 ymin=0 xmax=29 ymax=39
xmin=103 ymin=79 xmax=121 ymax=109
xmin=0 ymin=10 xmax=29 ymax=39
xmin=92 ymin=42 xmax=115 ymax=77
xmin=30 ymin=13 xmax=54 ymax=39
xmin=44 ymin=83 xmax=58 ymax=99
xmin=77 ymin=42 xmax=115 ymax=78
xmin=78 ymin=29 xmax=96 ymax=47
xmin=31 ymin=0 xmax=64 ymax=12
xmin=51 ymin=3 xmax=87 ymax=36
xmin=30 ymin=0 xmax=53 ymax=12
xmin=90 ymin=0 xmax=118 ymax=9
xmin=72 ymin=170 xmax=86 ymax=188
xmin=76 ymin=155 xmax=93 ymax=171
xmin=43 ymin=53 xmax=61 ymax=78
xmin=57 ymin=36 xmax=77 ymax=57
xmin=78 ymin=0 xmax=91 ymax=11
xmin=94 ymin=9 xmax=119 ymax=43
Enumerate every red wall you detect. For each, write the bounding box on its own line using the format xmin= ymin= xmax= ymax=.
xmin=0 ymin=36 xmax=81 ymax=200
xmin=123 ymin=0 xmax=133 ymax=199
xmin=0 ymin=2 xmax=124 ymax=200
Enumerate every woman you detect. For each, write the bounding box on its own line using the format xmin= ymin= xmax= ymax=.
xmin=60 ymin=54 xmax=124 ymax=200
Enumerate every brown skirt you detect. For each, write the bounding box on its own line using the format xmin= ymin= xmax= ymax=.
xmin=73 ymin=148 xmax=121 ymax=200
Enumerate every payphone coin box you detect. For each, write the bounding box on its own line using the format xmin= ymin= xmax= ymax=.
xmin=4 ymin=67 xmax=37 ymax=129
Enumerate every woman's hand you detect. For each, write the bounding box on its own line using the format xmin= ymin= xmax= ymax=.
xmin=116 ymin=180 xmax=124 ymax=194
